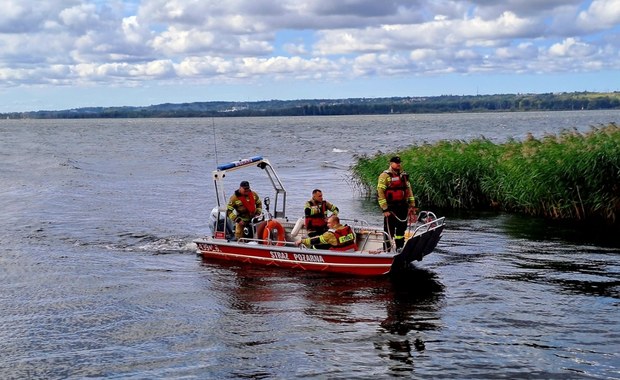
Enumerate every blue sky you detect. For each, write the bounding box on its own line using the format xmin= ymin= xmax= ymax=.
xmin=1 ymin=0 xmax=619 ymax=112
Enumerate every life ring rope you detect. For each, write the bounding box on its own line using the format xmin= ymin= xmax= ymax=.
xmin=262 ymin=220 xmax=286 ymax=246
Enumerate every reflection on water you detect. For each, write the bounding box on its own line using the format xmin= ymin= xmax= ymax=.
xmin=376 ymin=268 xmax=445 ymax=374
xmin=200 ymin=258 xmax=445 ymax=375
xmin=443 ymin=208 xmax=620 ymax=248
xmin=497 ymin=241 xmax=620 ymax=300
xmin=381 ymin=268 xmax=444 ymax=334
xmin=502 ymin=212 xmax=620 ymax=248
xmin=438 ymin=209 xmax=620 ymax=300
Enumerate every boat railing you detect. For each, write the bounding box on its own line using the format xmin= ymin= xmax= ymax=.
xmin=237 ymin=236 xmax=297 ymax=247
xmin=340 ymin=218 xmax=386 ymax=251
xmin=340 ymin=218 xmax=371 ymax=227
xmin=352 ymin=227 xmax=393 ymax=253
xmin=408 ymin=213 xmax=445 ymax=237
xmin=227 ymin=213 xmax=444 ymax=252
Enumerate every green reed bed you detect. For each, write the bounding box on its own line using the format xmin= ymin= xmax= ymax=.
xmin=351 ymin=123 xmax=620 ymax=223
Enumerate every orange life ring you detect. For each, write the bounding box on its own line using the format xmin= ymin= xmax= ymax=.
xmin=261 ymin=220 xmax=285 ymax=246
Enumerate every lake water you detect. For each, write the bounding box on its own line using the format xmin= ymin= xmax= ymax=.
xmin=1 ymin=111 xmax=619 ymax=379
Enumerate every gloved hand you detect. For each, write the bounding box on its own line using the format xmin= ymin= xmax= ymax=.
xmin=408 ymin=207 xmax=418 ymax=223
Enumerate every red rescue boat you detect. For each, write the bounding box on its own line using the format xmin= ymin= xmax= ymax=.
xmin=194 ymin=156 xmax=445 ymax=276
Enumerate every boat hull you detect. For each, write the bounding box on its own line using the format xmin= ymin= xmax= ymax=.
xmin=392 ymin=224 xmax=445 ymax=269
xmin=195 ymin=239 xmax=395 ymax=276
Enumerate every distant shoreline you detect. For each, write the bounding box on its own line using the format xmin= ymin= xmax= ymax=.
xmin=2 ymin=91 xmax=619 ymax=119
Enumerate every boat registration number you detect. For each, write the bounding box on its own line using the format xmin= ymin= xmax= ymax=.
xmin=197 ymin=243 xmax=222 ymax=252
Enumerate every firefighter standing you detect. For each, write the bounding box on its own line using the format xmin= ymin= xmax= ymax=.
xmin=377 ymin=156 xmax=416 ymax=251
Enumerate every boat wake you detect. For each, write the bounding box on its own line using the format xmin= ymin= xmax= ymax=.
xmin=115 ymin=232 xmax=197 ymax=254
xmin=24 ymin=222 xmax=197 ymax=255
xmin=321 ymin=161 xmax=350 ymax=170
xmin=78 ymin=232 xmax=198 ymax=255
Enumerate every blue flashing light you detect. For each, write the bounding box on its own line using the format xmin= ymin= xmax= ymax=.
xmin=217 ymin=156 xmax=263 ymax=171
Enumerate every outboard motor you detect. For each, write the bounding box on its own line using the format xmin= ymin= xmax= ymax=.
xmin=209 ymin=207 xmax=234 ymax=239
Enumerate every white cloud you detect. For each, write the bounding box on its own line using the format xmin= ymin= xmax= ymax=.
xmin=410 ymin=49 xmax=439 ymax=61
xmin=0 ymin=0 xmax=619 ymax=110
xmin=313 ymin=11 xmax=542 ymax=56
xmin=577 ymin=0 xmax=620 ymax=30
xmin=151 ymin=27 xmax=216 ymax=55
xmin=283 ymin=42 xmax=308 ymax=55
xmin=58 ymin=3 xmax=100 ymax=32
xmin=122 ymin=16 xmax=149 ymax=45
xmin=548 ymin=37 xmax=596 ymax=57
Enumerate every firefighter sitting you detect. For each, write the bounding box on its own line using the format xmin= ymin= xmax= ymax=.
xmin=294 ymin=215 xmax=357 ymax=251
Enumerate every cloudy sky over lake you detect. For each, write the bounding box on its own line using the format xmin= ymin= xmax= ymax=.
xmin=1 ymin=0 xmax=619 ymax=112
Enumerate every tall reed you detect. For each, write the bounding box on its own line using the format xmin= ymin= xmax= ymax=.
xmin=351 ymin=123 xmax=620 ymax=224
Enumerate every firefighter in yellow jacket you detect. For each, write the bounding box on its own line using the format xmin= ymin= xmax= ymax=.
xmin=227 ymin=181 xmax=262 ymax=240
xmin=294 ymin=216 xmax=357 ymax=251
xmin=304 ymin=189 xmax=339 ymax=237
xmin=377 ymin=156 xmax=416 ymax=250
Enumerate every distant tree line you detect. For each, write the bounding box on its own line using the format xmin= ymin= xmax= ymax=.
xmin=3 ymin=92 xmax=620 ymax=119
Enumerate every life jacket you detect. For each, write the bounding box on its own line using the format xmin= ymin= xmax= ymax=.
xmin=304 ymin=200 xmax=327 ymax=230
xmin=329 ymin=225 xmax=358 ymax=251
xmin=237 ymin=191 xmax=256 ymax=216
xmin=384 ymin=170 xmax=408 ymax=204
